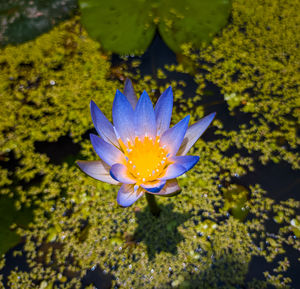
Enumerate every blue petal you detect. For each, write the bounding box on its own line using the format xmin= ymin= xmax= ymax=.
xmin=112 ymin=89 xmax=135 ymax=144
xmin=154 ymin=86 xmax=173 ymax=135
xmin=134 ymin=90 xmax=156 ymax=138
xmin=76 ymin=160 xmax=120 ymax=185
xmin=90 ymin=134 xmax=124 ymax=166
xmin=90 ymin=100 xmax=120 ymax=148
xmin=160 ymin=115 xmax=190 ymax=156
xmin=155 ymin=179 xmax=181 ymax=196
xmin=110 ymin=163 xmax=136 ymax=184
xmin=117 ymin=184 xmax=144 ymax=207
xmin=123 ymin=78 xmax=138 ymax=109
xmin=141 ymin=180 xmax=166 ymax=193
xmin=158 ymin=163 xmax=186 ymax=181
xmin=169 ymin=155 xmax=199 ymax=171
xmin=177 ymin=112 xmax=216 ymax=156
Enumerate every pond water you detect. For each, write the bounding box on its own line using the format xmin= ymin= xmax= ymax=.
xmin=0 ymin=1 xmax=299 ymax=289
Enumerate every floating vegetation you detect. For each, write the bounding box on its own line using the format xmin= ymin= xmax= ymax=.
xmin=0 ymin=0 xmax=299 ymax=288
xmin=79 ymin=0 xmax=232 ymax=54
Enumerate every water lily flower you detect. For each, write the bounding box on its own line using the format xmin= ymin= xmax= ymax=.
xmin=77 ymin=79 xmax=215 ymax=207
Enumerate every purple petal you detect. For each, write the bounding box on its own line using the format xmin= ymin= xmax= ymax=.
xmin=76 ymin=160 xmax=119 ymax=185
xmin=134 ymin=90 xmax=156 ymax=139
xmin=160 ymin=115 xmax=190 ymax=156
xmin=177 ymin=112 xmax=216 ymax=156
xmin=169 ymin=155 xmax=199 ymax=171
xmin=154 ymin=86 xmax=173 ymax=135
xmin=158 ymin=163 xmax=186 ymax=181
xmin=124 ymin=78 xmax=138 ymax=109
xmin=90 ymin=101 xmax=120 ymax=148
xmin=112 ymin=90 xmax=135 ymax=144
xmin=155 ymin=179 xmax=181 ymax=196
xmin=90 ymin=134 xmax=124 ymax=166
xmin=110 ymin=163 xmax=136 ymax=184
xmin=117 ymin=184 xmax=144 ymax=207
xmin=141 ymin=180 xmax=166 ymax=193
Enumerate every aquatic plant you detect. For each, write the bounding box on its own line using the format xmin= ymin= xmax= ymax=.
xmin=0 ymin=0 xmax=299 ymax=287
xmin=77 ymin=80 xmax=215 ymax=213
xmin=79 ymin=0 xmax=232 ymax=54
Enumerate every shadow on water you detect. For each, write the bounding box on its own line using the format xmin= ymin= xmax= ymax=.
xmin=156 ymin=253 xmax=275 ymax=289
xmin=35 ymin=135 xmax=81 ymax=165
xmin=134 ymin=203 xmax=191 ymax=261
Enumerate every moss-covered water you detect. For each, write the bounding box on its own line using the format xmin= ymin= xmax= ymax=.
xmin=0 ymin=0 xmax=299 ymax=288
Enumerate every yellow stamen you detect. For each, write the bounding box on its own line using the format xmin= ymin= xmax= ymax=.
xmin=118 ymin=135 xmax=170 ymax=183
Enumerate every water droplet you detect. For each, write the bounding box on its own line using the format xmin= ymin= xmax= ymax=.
xmin=91 ymin=265 xmax=96 ymax=271
xmin=50 ymin=80 xmax=56 ymax=85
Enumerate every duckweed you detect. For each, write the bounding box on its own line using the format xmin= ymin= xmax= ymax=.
xmin=0 ymin=0 xmax=299 ymax=288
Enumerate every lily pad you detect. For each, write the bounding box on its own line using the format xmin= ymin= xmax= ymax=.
xmin=79 ymin=0 xmax=232 ymax=54
xmin=158 ymin=0 xmax=232 ymax=53
xmin=0 ymin=0 xmax=77 ymax=46
xmin=79 ymin=0 xmax=156 ymax=55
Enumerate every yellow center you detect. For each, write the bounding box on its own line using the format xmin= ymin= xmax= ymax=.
xmin=119 ymin=136 xmax=169 ymax=184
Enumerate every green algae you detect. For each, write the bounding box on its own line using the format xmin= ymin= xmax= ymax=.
xmin=0 ymin=0 xmax=299 ymax=288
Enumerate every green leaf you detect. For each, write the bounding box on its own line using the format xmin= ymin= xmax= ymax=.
xmin=158 ymin=0 xmax=232 ymax=53
xmin=79 ymin=0 xmax=231 ymax=55
xmin=79 ymin=0 xmax=156 ymax=55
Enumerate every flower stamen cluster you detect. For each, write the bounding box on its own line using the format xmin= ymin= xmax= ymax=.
xmin=120 ymin=135 xmax=170 ymax=185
